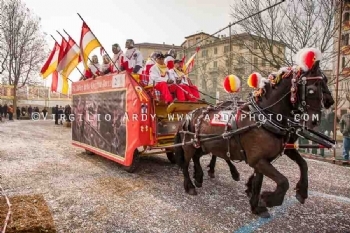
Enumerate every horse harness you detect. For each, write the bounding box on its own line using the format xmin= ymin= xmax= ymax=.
xmin=179 ymin=68 xmax=331 ymax=162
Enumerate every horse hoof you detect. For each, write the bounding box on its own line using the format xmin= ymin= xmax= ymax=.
xmin=208 ymin=171 xmax=215 ymax=178
xmin=258 ymin=198 xmax=267 ymax=207
xmin=188 ymin=188 xmax=197 ymax=196
xmin=296 ymin=193 xmax=306 ymax=204
xmin=194 ymin=180 xmax=202 ymax=188
xmin=258 ymin=211 xmax=271 ymax=218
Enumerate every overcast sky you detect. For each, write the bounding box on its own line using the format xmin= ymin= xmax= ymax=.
xmin=25 ymin=0 xmax=235 ymax=85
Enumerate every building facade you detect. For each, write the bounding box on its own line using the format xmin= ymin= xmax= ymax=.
xmin=134 ymin=42 xmax=182 ymax=64
xmin=333 ymin=0 xmax=350 ymax=115
xmin=180 ymin=32 xmax=286 ymax=102
xmin=134 ymin=32 xmax=286 ymax=103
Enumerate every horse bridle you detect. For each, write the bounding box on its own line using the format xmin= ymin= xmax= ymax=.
xmin=286 ymin=69 xmax=324 ymax=115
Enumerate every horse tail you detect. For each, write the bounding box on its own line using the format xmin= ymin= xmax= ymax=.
xmin=174 ymin=131 xmax=185 ymax=169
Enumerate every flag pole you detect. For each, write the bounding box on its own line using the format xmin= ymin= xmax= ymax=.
xmin=55 ymin=30 xmax=86 ymax=81
xmin=50 ymin=35 xmax=74 ymax=82
xmin=62 ymin=29 xmax=103 ymax=76
xmin=333 ymin=0 xmax=343 ymax=160
xmin=76 ymin=13 xmax=120 ymax=72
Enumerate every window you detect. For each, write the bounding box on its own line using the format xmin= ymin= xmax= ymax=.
xmin=342 ymin=57 xmax=346 ymax=69
xmin=238 ymin=56 xmax=244 ymax=63
xmin=202 ymin=50 xmax=208 ymax=57
xmin=261 ymin=59 xmax=266 ymax=67
xmin=214 ymin=47 xmax=218 ymax=54
xmin=224 ymin=46 xmax=229 ymax=53
xmin=344 ymin=12 xmax=350 ymax=22
xmin=344 ymin=34 xmax=349 ymax=45
xmin=196 ymin=37 xmax=201 ymax=42
xmin=343 ymin=34 xmax=349 ymax=46
xmin=254 ymin=41 xmax=258 ymax=49
xmin=214 ymin=61 xmax=217 ymax=68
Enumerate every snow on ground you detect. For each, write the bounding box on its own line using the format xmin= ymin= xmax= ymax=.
xmin=1 ymin=119 xmax=350 ymax=233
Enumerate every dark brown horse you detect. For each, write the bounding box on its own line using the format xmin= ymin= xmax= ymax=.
xmin=207 ymin=69 xmax=334 ymax=205
xmin=174 ymin=61 xmax=330 ymax=218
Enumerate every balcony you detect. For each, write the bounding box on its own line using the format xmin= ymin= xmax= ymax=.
xmin=341 ymin=44 xmax=350 ymax=55
xmin=342 ymin=67 xmax=350 ymax=77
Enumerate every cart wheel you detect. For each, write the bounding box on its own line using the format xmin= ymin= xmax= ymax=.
xmin=123 ymin=150 xmax=140 ymax=173
xmin=85 ymin=149 xmax=94 ymax=155
xmin=166 ymin=151 xmax=176 ymax=164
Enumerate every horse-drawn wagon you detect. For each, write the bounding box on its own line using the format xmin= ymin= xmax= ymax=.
xmin=71 ymin=71 xmax=207 ymax=172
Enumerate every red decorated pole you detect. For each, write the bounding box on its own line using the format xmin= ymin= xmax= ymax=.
xmin=284 ymin=144 xmax=330 ymax=149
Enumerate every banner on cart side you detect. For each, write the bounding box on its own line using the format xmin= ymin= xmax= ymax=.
xmin=71 ymin=72 xmax=153 ymax=166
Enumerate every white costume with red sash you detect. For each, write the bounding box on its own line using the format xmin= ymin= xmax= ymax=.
xmin=111 ymin=51 xmax=123 ymax=73
xmin=121 ymin=48 xmax=143 ymax=74
xmin=141 ymin=58 xmax=155 ymax=86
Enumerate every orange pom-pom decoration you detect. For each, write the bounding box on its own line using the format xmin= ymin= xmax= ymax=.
xmin=223 ymin=74 xmax=241 ymax=93
xmin=247 ymin=73 xmax=261 ymax=88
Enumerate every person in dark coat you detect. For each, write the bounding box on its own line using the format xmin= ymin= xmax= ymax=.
xmin=28 ymin=105 xmax=33 ymax=118
xmin=54 ymin=105 xmax=59 ymax=125
xmin=3 ymin=104 xmax=8 ymax=118
xmin=16 ymin=107 xmax=20 ymax=120
xmin=42 ymin=107 xmax=48 ymax=118
xmin=0 ymin=104 xmax=3 ymax=117
xmin=58 ymin=106 xmax=64 ymax=125
xmin=21 ymin=106 xmax=26 ymax=116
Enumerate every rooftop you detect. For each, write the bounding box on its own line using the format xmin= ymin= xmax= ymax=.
xmin=135 ymin=42 xmax=182 ymax=50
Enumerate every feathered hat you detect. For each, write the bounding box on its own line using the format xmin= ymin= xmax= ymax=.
xmin=247 ymin=72 xmax=269 ymax=89
xmin=223 ymin=74 xmax=241 ymax=93
xmin=295 ymin=48 xmax=322 ymax=72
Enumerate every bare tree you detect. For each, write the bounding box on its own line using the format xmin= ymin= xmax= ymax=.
xmin=0 ymin=0 xmax=47 ymax=108
xmin=230 ymin=0 xmax=350 ymax=107
xmin=230 ymin=0 xmax=338 ymax=69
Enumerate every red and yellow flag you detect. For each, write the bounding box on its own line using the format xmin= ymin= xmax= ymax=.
xmin=183 ymin=47 xmax=200 ymax=75
xmin=79 ymin=22 xmax=102 ymax=69
xmin=40 ymin=42 xmax=60 ymax=79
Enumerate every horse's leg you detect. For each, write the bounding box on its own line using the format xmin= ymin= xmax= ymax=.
xmin=193 ymin=151 xmax=204 ymax=188
xmin=249 ymin=172 xmax=270 ymax=218
xmin=225 ymin=160 xmax=240 ymax=181
xmin=255 ymin=159 xmax=289 ymax=208
xmin=208 ymin=155 xmax=240 ymax=181
xmin=245 ymin=173 xmax=255 ymax=198
xmin=183 ymin=157 xmax=197 ymax=195
xmin=284 ymin=149 xmax=308 ymax=204
xmin=207 ymin=155 xmax=216 ymax=178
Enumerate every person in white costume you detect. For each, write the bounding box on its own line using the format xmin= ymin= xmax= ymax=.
xmin=149 ymin=53 xmax=186 ymax=103
xmin=120 ymin=39 xmax=143 ymax=82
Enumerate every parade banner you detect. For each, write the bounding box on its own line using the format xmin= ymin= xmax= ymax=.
xmin=27 ymin=86 xmax=49 ymax=99
xmin=0 ymin=85 xmax=15 ymax=99
xmin=16 ymin=86 xmax=28 ymax=100
xmin=71 ymin=72 xmax=153 ymax=166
